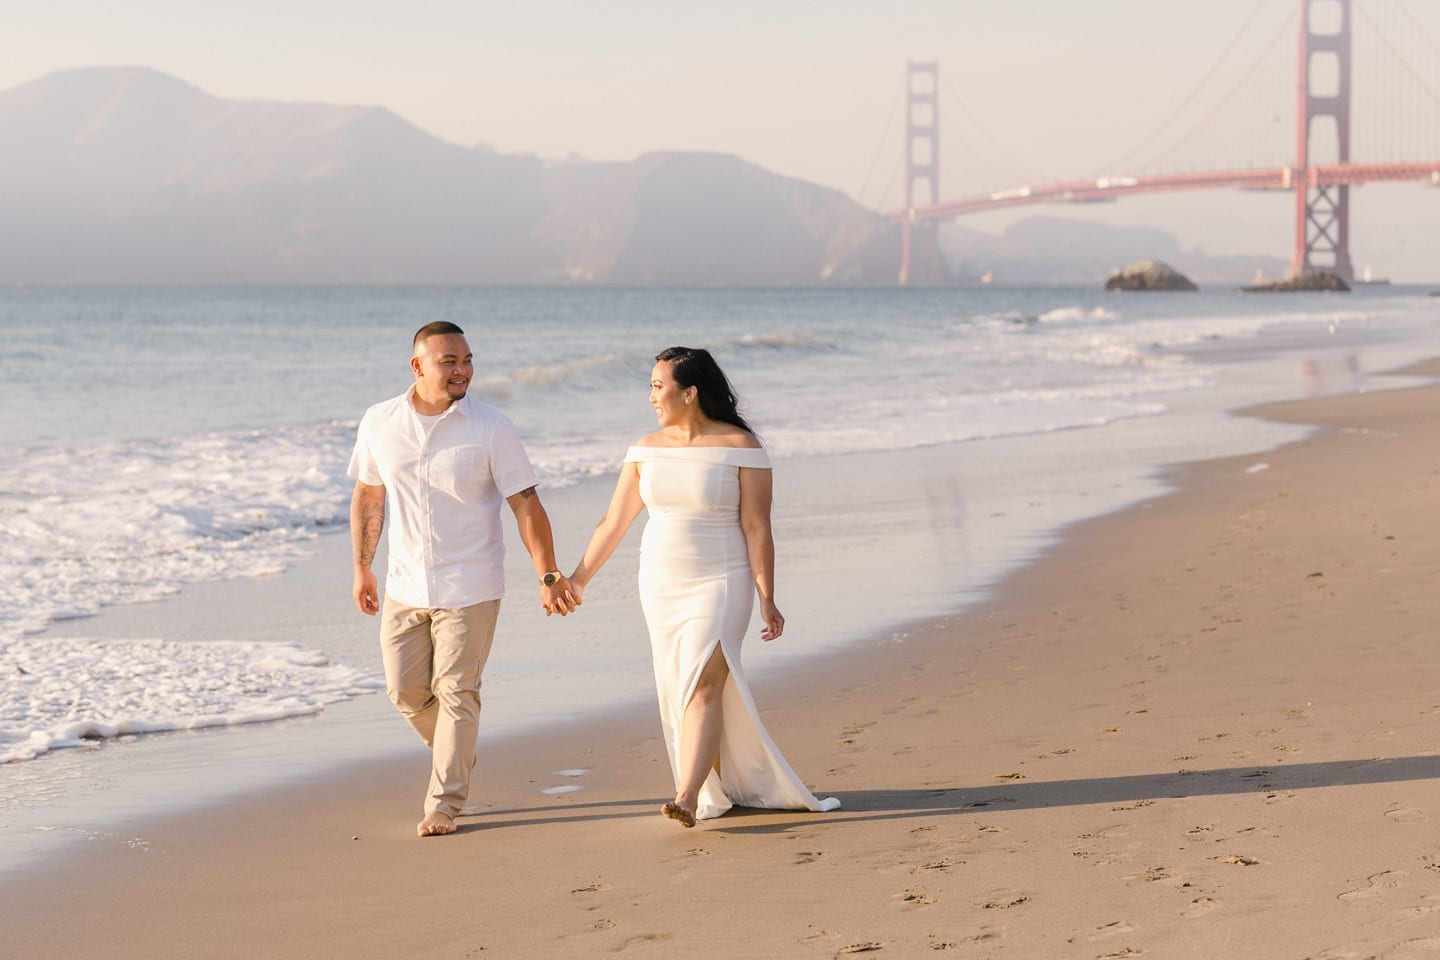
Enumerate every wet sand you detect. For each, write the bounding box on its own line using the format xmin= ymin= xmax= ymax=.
xmin=4 ymin=365 xmax=1440 ymax=958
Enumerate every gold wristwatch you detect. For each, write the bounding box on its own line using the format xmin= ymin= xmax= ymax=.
xmin=540 ymin=571 xmax=563 ymax=587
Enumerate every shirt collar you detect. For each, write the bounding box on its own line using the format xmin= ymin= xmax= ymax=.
xmin=406 ymin=386 xmax=471 ymax=419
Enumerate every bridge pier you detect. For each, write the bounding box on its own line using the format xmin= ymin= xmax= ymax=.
xmin=900 ymin=61 xmax=943 ymax=285
xmin=1293 ymin=0 xmax=1354 ymax=283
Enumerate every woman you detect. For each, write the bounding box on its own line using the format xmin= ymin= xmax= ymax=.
xmin=569 ymin=347 xmax=841 ymax=827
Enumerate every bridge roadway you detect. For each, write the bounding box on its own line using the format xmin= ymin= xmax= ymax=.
xmin=903 ymin=162 xmax=1440 ymax=221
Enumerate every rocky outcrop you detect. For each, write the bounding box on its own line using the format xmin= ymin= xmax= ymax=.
xmin=1104 ymin=259 xmax=1197 ymax=291
xmin=1242 ymin=271 xmax=1351 ymax=292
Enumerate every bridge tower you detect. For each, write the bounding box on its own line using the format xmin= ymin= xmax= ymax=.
xmin=1293 ymin=0 xmax=1354 ymax=282
xmin=899 ymin=60 xmax=946 ymax=285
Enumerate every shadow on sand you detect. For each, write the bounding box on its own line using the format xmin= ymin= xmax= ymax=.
xmin=465 ymin=754 xmax=1440 ymax=834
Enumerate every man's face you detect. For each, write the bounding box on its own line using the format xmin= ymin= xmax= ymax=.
xmin=412 ymin=333 xmax=473 ymax=405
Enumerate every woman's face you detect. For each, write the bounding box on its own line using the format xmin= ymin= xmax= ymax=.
xmin=649 ymin=361 xmax=692 ymax=426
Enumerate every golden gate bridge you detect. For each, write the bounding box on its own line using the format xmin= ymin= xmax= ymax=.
xmin=891 ymin=0 xmax=1440 ymax=285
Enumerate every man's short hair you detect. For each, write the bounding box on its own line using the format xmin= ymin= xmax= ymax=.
xmin=413 ymin=321 xmax=466 ymax=348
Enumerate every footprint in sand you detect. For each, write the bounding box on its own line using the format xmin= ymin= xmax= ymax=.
xmin=973 ymin=889 xmax=1030 ymax=910
xmin=900 ymin=889 xmax=937 ymax=907
xmin=1067 ymin=920 xmax=1136 ymax=944
xmin=836 ymin=943 xmax=885 ymax=955
xmin=795 ymin=851 xmax=825 ymax=864
xmin=1386 ymin=806 xmax=1428 ymax=824
xmin=1127 ymin=866 xmax=1176 ymax=884
xmin=617 ymin=933 xmax=674 ymax=950
xmin=1182 ymin=897 xmax=1220 ymax=918
xmin=917 ymin=857 xmax=965 ymax=872
xmin=1339 ymin=870 xmax=1405 ymax=904
xmin=1111 ymin=800 xmax=1155 ymax=812
xmin=571 ymin=881 xmax=612 ymax=894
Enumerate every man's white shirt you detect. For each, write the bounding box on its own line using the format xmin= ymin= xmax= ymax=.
xmin=348 ymin=389 xmax=539 ymax=608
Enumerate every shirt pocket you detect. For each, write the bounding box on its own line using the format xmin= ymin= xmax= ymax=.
xmin=429 ymin=444 xmax=492 ymax=501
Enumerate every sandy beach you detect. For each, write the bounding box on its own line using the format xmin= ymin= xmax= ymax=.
xmin=6 ymin=363 xmax=1440 ymax=959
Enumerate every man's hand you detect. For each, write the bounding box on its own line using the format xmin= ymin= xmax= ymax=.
xmin=541 ymin=576 xmax=579 ymax=617
xmin=354 ymin=569 xmax=379 ymax=616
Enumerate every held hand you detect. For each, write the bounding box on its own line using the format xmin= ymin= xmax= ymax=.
xmin=353 ymin=570 xmax=379 ymax=616
xmin=540 ymin=577 xmax=578 ymax=617
xmin=759 ymin=598 xmax=785 ymax=642
xmin=568 ymin=578 xmax=586 ymax=607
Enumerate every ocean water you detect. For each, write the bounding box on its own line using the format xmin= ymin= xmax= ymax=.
xmin=2 ymin=284 xmax=1438 ymax=777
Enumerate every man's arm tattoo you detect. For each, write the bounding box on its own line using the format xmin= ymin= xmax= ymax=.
xmin=518 ymin=486 xmax=536 ymax=500
xmin=356 ymin=502 xmax=384 ymax=565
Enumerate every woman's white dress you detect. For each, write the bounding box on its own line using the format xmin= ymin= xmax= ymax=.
xmin=626 ymin=445 xmax=841 ymax=821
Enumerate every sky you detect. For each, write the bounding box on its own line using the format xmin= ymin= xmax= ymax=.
xmin=6 ymin=0 xmax=1440 ymax=279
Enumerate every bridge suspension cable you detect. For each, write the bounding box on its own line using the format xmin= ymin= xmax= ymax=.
xmin=1095 ymin=0 xmax=1276 ymax=176
xmin=853 ymin=67 xmax=906 ymax=212
xmin=1117 ymin=8 xmax=1296 ymax=176
xmin=1354 ymin=0 xmax=1440 ymax=163
xmin=939 ymin=73 xmax=1058 ymax=195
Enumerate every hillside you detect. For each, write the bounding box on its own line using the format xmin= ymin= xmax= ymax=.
xmin=0 ymin=68 xmax=895 ymax=285
xmin=0 ymin=68 xmax=1290 ymax=287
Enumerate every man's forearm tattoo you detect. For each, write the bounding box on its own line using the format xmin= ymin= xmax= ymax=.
xmin=357 ymin=503 xmax=384 ymax=565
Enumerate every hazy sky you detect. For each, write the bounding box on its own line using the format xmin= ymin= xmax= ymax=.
xmin=7 ymin=0 xmax=1440 ymax=276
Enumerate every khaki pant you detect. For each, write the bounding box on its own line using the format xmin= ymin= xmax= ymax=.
xmin=379 ymin=597 xmax=501 ymax=818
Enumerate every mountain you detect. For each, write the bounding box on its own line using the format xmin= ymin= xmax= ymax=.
xmin=0 ymin=68 xmax=1290 ymax=287
xmin=0 ymin=68 xmax=896 ymax=285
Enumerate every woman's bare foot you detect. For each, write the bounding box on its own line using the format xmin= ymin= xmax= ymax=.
xmin=661 ymin=801 xmax=696 ymax=828
xmin=417 ymin=811 xmax=456 ymax=837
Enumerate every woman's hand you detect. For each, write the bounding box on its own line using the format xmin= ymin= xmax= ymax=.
xmin=759 ymin=598 xmax=785 ymax=641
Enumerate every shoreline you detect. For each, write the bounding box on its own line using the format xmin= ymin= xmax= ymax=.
xmin=4 ymin=364 xmax=1440 ymax=955
xmin=2 ymin=389 xmax=1272 ymax=866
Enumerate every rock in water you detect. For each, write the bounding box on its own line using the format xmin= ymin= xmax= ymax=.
xmin=1241 ymin=271 xmax=1351 ymax=292
xmin=1105 ymin=260 xmax=1198 ymax=291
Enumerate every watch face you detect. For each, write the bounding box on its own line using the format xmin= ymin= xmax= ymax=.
xmin=542 ymin=572 xmax=559 ymax=587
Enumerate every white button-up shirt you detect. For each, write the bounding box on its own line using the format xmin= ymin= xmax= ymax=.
xmin=348 ymin=388 xmax=539 ymax=608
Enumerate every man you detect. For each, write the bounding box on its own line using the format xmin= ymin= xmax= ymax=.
xmin=349 ymin=321 xmax=577 ymax=837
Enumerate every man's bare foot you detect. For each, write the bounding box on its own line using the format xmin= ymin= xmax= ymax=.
xmin=417 ymin=811 xmax=456 ymax=837
xmin=661 ymin=801 xmax=696 ymax=828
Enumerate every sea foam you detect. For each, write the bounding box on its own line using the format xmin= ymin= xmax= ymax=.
xmin=0 ymin=636 xmax=384 ymax=763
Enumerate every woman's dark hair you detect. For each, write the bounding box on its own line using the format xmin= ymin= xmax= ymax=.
xmin=656 ymin=346 xmax=756 ymax=435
